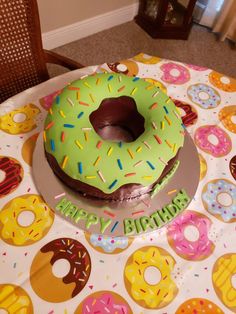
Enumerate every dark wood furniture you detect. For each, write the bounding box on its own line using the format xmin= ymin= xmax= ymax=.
xmin=135 ymin=0 xmax=197 ymax=39
xmin=0 ymin=0 xmax=84 ymax=103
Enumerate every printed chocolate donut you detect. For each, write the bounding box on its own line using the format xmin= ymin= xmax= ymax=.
xmin=107 ymin=60 xmax=138 ymax=77
xmin=0 ymin=156 xmax=23 ymax=198
xmin=173 ymin=99 xmax=198 ymax=127
xmin=30 ymin=237 xmax=91 ymax=302
xmin=230 ymin=155 xmax=236 ymax=181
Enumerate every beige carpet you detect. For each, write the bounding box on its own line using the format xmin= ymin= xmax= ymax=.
xmin=48 ymin=22 xmax=236 ymax=78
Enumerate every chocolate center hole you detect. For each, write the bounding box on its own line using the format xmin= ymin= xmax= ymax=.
xmin=89 ymin=96 xmax=145 ymax=142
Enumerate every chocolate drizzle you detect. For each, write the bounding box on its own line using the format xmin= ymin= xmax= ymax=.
xmin=41 ymin=238 xmax=91 ymax=297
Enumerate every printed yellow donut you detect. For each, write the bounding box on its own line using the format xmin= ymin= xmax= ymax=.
xmin=144 ymin=78 xmax=167 ymax=93
xmin=0 ymin=284 xmax=33 ymax=313
xmin=219 ymin=105 xmax=236 ymax=134
xmin=107 ymin=59 xmax=138 ymax=77
xmin=0 ymin=194 xmax=54 ymax=246
xmin=209 ymin=71 xmax=236 ymax=92
xmin=0 ymin=103 xmax=41 ymax=134
xmin=124 ymin=246 xmax=178 ymax=309
xmin=133 ymin=53 xmax=161 ymax=64
xmin=199 ymin=154 xmax=207 ymax=180
xmin=212 ymin=253 xmax=236 ymax=312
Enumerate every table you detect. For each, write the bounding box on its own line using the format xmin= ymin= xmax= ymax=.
xmin=0 ymin=53 xmax=236 ymax=314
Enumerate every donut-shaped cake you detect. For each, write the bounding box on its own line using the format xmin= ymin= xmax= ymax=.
xmin=44 ymin=73 xmax=184 ymax=201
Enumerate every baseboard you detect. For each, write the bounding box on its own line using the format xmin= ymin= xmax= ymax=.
xmin=42 ymin=3 xmax=139 ymax=50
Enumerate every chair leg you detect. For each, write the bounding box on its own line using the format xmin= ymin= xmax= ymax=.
xmin=44 ymin=50 xmax=84 ymax=70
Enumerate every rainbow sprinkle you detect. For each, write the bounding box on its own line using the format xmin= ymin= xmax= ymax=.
xmin=118 ymin=75 xmax=122 ymax=82
xmin=85 ymin=176 xmax=96 ymax=179
xmin=136 ymin=146 xmax=142 ymax=153
xmin=109 ymin=179 xmax=118 ymax=190
xmin=118 ymin=142 xmax=123 ymax=148
xmin=59 ymin=110 xmax=66 ymax=118
xmin=125 ymin=172 xmax=136 ymax=177
xmin=173 ymin=143 xmax=176 ymax=153
xmin=161 ymin=121 xmax=165 ymax=130
xmin=133 ymin=77 xmax=140 ymax=82
xmin=96 ymin=141 xmax=103 ymax=149
xmin=61 ymin=131 xmax=65 ymax=142
xmin=142 ymin=176 xmax=153 ymax=180
xmin=159 ymin=157 xmax=168 ymax=165
xmin=77 ymin=91 xmax=80 ymax=100
xmin=97 ymin=170 xmax=105 ymax=182
xmin=134 ymin=160 xmax=143 ymax=167
xmin=163 ymin=106 xmax=169 ymax=114
xmin=89 ymin=93 xmax=95 ymax=103
xmin=154 ymin=134 xmax=162 ymax=144
xmin=43 ymin=131 xmax=46 ymax=142
xmin=62 ymin=156 xmax=68 ymax=169
xmin=67 ymin=97 xmax=74 ymax=107
xmin=96 ymin=78 xmax=101 ymax=85
xmin=111 ymin=221 xmax=119 ymax=233
xmin=152 ymin=121 xmax=157 ymax=130
xmin=56 ymin=95 xmax=60 ymax=104
xmin=143 ymin=141 xmax=151 ymax=149
xmin=104 ymin=210 xmax=115 ymax=218
xmin=50 ymin=139 xmax=55 ymax=151
xmin=118 ymin=85 xmax=125 ymax=92
xmin=107 ymin=147 xmax=113 ymax=156
xmin=167 ymin=189 xmax=177 ymax=195
xmin=94 ymin=156 xmax=101 ymax=166
xmin=131 ymin=87 xmax=138 ymax=95
xmin=84 ymin=131 xmax=89 ymax=142
xmin=146 ymin=160 xmax=155 ymax=170
xmin=150 ymin=102 xmax=158 ymax=110
xmin=77 ymin=112 xmax=84 ymax=119
xmin=108 ymin=84 xmax=112 ymax=92
xmin=173 ymin=110 xmax=181 ymax=119
xmin=78 ymin=162 xmax=83 ymax=174
xmin=45 ymin=121 xmax=54 ymax=130
xmin=132 ymin=210 xmax=145 ymax=216
xmin=108 ymin=75 xmax=114 ymax=81
xmin=146 ymin=85 xmax=154 ymax=90
xmin=127 ymin=148 xmax=134 ymax=159
xmin=64 ymin=124 xmax=74 ymax=128
xmin=117 ymin=159 xmax=123 ymax=170
xmin=165 ymin=115 xmax=172 ymax=125
xmin=75 ymin=140 xmax=83 ymax=149
xmin=79 ymin=101 xmax=90 ymax=106
xmin=68 ymin=86 xmax=80 ymax=91
xmin=152 ymin=90 xmax=159 ymax=97
xmin=83 ymin=82 xmax=91 ymax=88
xmin=165 ymin=139 xmax=172 ymax=148
xmin=49 ymin=108 xmax=53 ymax=115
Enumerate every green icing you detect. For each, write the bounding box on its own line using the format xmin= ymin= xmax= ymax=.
xmin=45 ymin=73 xmax=184 ymax=194
xmin=151 ymin=160 xmax=180 ymax=198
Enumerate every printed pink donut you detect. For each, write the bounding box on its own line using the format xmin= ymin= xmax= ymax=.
xmin=160 ymin=62 xmax=190 ymax=84
xmin=167 ymin=210 xmax=215 ymax=261
xmin=39 ymin=90 xmax=61 ymax=110
xmin=194 ymin=125 xmax=232 ymax=157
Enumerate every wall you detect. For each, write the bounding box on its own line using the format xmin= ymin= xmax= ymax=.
xmin=38 ymin=0 xmax=137 ymax=33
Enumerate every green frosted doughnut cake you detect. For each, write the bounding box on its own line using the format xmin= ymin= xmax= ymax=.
xmin=44 ymin=73 xmax=184 ymax=201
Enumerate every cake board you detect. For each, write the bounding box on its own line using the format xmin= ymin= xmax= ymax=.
xmin=33 ymin=131 xmax=200 ymax=237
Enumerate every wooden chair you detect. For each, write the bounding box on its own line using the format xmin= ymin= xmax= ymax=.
xmin=0 ymin=0 xmax=84 ymax=103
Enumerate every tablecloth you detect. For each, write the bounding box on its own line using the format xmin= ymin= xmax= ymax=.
xmin=0 ymin=53 xmax=236 ymax=314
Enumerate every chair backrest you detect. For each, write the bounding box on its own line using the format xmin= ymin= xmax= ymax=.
xmin=0 ymin=0 xmax=49 ymax=103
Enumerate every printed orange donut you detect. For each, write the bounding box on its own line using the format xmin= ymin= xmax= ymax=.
xmin=212 ymin=253 xmax=236 ymax=312
xmin=0 ymin=284 xmax=33 ymax=313
xmin=85 ymin=232 xmax=133 ymax=254
xmin=209 ymin=70 xmax=236 ymax=92
xmin=199 ymin=154 xmax=207 ymax=181
xmin=30 ymin=237 xmax=91 ymax=302
xmin=0 ymin=103 xmax=41 ymax=134
xmin=173 ymin=99 xmax=198 ymax=127
xmin=144 ymin=78 xmax=167 ymax=93
xmin=21 ymin=132 xmax=39 ymax=166
xmin=107 ymin=59 xmax=138 ymax=77
xmin=0 ymin=194 xmax=54 ymax=246
xmin=219 ymin=105 xmax=236 ymax=134
xmin=124 ymin=246 xmax=178 ymax=309
xmin=175 ymin=298 xmax=224 ymax=314
xmin=0 ymin=156 xmax=23 ymax=198
xmin=133 ymin=53 xmax=161 ymax=64
xmin=75 ymin=291 xmax=133 ymax=314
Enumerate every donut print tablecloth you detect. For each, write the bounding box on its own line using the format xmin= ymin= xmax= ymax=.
xmin=0 ymin=54 xmax=236 ymax=314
